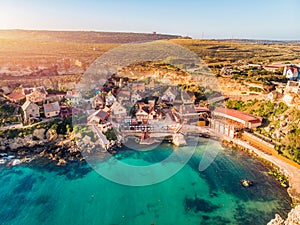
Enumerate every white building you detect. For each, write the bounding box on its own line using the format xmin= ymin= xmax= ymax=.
xmin=283 ymin=66 xmax=299 ymax=80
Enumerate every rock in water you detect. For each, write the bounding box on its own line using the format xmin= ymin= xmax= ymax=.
xmin=240 ymin=180 xmax=253 ymax=187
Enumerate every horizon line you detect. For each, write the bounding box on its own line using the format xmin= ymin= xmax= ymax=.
xmin=0 ymin=28 xmax=299 ymax=42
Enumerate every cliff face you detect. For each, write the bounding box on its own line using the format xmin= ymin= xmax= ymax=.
xmin=268 ymin=205 xmax=300 ymax=225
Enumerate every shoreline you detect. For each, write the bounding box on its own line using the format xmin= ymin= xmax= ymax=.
xmin=2 ymin=134 xmax=299 ymax=204
xmin=221 ymin=137 xmax=300 ymax=205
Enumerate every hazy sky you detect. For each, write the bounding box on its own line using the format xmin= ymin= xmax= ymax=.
xmin=0 ymin=0 xmax=299 ymax=40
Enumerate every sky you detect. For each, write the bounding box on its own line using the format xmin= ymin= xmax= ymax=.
xmin=0 ymin=0 xmax=299 ymax=40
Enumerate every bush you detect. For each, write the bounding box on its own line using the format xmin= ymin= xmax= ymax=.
xmin=103 ymin=128 xmax=117 ymax=141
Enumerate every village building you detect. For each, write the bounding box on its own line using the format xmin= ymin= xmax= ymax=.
xmin=212 ymin=107 xmax=262 ymax=130
xmin=88 ymin=109 xmax=109 ymax=125
xmin=23 ymin=86 xmax=48 ymax=103
xmin=131 ymin=92 xmax=142 ymax=103
xmin=181 ymin=90 xmax=194 ymax=104
xmin=106 ymin=93 xmax=117 ymax=106
xmin=111 ymin=102 xmax=127 ymax=121
xmin=283 ymin=65 xmax=299 ymax=80
xmin=210 ymin=119 xmax=236 ymax=138
xmin=43 ymin=101 xmax=60 ymax=118
xmin=21 ymin=100 xmax=40 ymax=123
xmin=92 ymin=95 xmax=105 ymax=109
xmin=263 ymin=65 xmax=282 ymax=72
xmin=162 ymin=86 xmax=179 ymax=103
xmin=285 ymin=80 xmax=300 ymax=95
xmin=46 ymin=93 xmax=66 ymax=102
xmin=60 ymin=106 xmax=73 ymax=118
xmin=267 ymin=91 xmax=279 ymax=102
xmin=135 ymin=107 xmax=149 ymax=123
xmin=66 ymin=90 xmax=82 ymax=104
xmin=220 ymin=67 xmax=236 ymax=76
xmin=6 ymin=87 xmax=26 ymax=103
xmin=148 ymin=107 xmax=163 ymax=120
xmin=247 ymin=63 xmax=262 ymax=69
xmin=132 ymin=83 xmax=145 ymax=92
xmin=117 ymin=90 xmax=131 ymax=103
xmin=178 ymin=104 xmax=198 ymax=122
xmin=282 ymin=93 xmax=295 ymax=106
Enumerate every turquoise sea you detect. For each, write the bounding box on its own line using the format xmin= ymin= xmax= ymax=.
xmin=0 ymin=139 xmax=292 ymax=225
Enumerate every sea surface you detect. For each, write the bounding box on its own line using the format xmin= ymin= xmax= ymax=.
xmin=0 ymin=139 xmax=292 ymax=225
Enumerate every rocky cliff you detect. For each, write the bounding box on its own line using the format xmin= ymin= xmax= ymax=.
xmin=268 ymin=205 xmax=300 ymax=225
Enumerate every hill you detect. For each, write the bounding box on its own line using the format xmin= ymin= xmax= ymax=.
xmin=0 ymin=29 xmax=184 ymax=44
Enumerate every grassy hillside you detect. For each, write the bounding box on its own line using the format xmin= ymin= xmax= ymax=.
xmin=170 ymin=39 xmax=300 ymax=65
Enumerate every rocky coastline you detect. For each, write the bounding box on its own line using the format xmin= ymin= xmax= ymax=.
xmin=0 ymin=128 xmax=89 ymax=167
xmin=222 ymin=139 xmax=300 ymax=224
xmin=1 ymin=130 xmax=300 ymax=225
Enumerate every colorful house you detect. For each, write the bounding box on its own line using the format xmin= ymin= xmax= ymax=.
xmin=43 ymin=102 xmax=60 ymax=118
xmin=284 ymin=66 xmax=299 ymax=80
xmin=23 ymin=86 xmax=48 ymax=103
xmin=21 ymin=100 xmax=40 ymax=123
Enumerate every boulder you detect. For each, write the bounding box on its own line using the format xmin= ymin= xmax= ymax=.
xmin=57 ymin=158 xmax=67 ymax=166
xmin=46 ymin=129 xmax=58 ymax=141
xmin=33 ymin=129 xmax=46 ymax=140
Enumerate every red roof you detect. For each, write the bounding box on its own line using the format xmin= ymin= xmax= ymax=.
xmin=7 ymin=92 xmax=25 ymax=101
xmin=264 ymin=65 xmax=281 ymax=69
xmin=195 ymin=106 xmax=210 ymax=112
xmin=214 ymin=107 xmax=262 ymax=123
xmin=289 ymin=67 xmax=297 ymax=73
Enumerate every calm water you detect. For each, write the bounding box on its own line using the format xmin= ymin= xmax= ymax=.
xmin=0 ymin=140 xmax=292 ymax=225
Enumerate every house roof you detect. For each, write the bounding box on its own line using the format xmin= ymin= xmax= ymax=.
xmin=111 ymin=102 xmax=126 ymax=115
xmin=117 ymin=90 xmax=131 ymax=99
xmin=95 ymin=110 xmax=108 ymax=119
xmin=179 ymin=104 xmax=196 ymax=114
xmin=43 ymin=102 xmax=60 ymax=114
xmin=23 ymin=86 xmax=47 ymax=96
xmin=66 ymin=90 xmax=81 ymax=98
xmin=136 ymin=108 xmax=149 ymax=116
xmin=195 ymin=106 xmax=210 ymax=112
xmin=132 ymin=83 xmax=145 ymax=91
xmin=7 ymin=92 xmax=25 ymax=101
xmin=21 ymin=100 xmax=38 ymax=111
xmin=93 ymin=95 xmax=105 ymax=102
xmin=164 ymin=86 xmax=179 ymax=97
xmin=288 ymin=67 xmax=298 ymax=73
xmin=214 ymin=107 xmax=262 ymax=123
xmin=181 ymin=90 xmax=192 ymax=102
